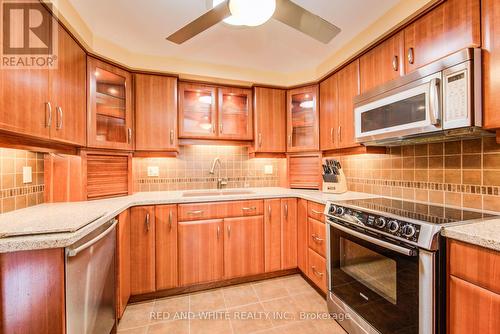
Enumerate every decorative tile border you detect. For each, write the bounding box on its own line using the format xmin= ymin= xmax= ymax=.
xmin=0 ymin=185 xmax=45 ymax=199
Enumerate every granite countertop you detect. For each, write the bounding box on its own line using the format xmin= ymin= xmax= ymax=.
xmin=0 ymin=187 xmax=377 ymax=253
xmin=441 ymin=218 xmax=500 ymax=252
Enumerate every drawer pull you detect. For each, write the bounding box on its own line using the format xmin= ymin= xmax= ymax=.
xmin=187 ymin=210 xmax=204 ymax=215
xmin=217 ymin=226 xmax=220 ymax=240
xmin=312 ymin=266 xmax=324 ymax=277
xmin=392 ymin=55 xmax=398 ymax=71
xmin=168 ymin=211 xmax=173 ymax=230
xmin=311 ymin=209 xmax=323 ymax=215
xmin=311 ymin=234 xmax=324 ymax=243
xmin=268 ymin=205 xmax=272 ymax=220
xmin=242 ymin=206 xmax=256 ymax=211
xmin=145 ymin=213 xmax=150 ymax=232
xmin=284 ymin=203 xmax=288 ymax=218
xmin=407 ymin=47 xmax=415 ymax=65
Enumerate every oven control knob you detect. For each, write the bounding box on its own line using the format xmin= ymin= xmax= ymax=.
xmin=330 ymin=205 xmax=337 ymax=215
xmin=387 ymin=220 xmax=399 ymax=233
xmin=336 ymin=207 xmax=345 ymax=215
xmin=402 ymin=225 xmax=416 ymax=238
xmin=374 ymin=217 xmax=386 ymax=228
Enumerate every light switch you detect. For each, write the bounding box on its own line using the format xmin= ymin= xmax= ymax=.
xmin=147 ymin=166 xmax=160 ymax=177
xmin=264 ymin=165 xmax=273 ymax=175
xmin=22 ymin=166 xmax=32 ymax=183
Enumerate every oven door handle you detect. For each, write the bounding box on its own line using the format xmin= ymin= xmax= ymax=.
xmin=329 ymin=221 xmax=417 ymax=256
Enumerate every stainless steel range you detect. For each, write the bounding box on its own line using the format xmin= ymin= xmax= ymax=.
xmin=323 ymin=197 xmax=496 ymax=334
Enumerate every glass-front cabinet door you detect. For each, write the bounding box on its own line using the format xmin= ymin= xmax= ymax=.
xmin=88 ymin=57 xmax=133 ymax=150
xmin=218 ymin=87 xmax=253 ymax=140
xmin=178 ymin=83 xmax=217 ymax=138
xmin=287 ymin=85 xmax=319 ymax=152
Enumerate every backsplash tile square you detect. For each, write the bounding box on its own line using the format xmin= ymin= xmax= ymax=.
xmin=133 ymin=146 xmax=286 ymax=192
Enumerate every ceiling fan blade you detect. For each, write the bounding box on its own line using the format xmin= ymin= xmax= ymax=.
xmin=273 ymin=0 xmax=341 ymax=44
xmin=166 ymin=0 xmax=231 ymax=44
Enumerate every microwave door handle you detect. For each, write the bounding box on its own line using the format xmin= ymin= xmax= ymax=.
xmin=329 ymin=220 xmax=417 ymax=256
xmin=429 ymin=78 xmax=441 ymax=126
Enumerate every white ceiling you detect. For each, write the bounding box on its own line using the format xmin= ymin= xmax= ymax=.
xmin=68 ymin=0 xmax=400 ymax=74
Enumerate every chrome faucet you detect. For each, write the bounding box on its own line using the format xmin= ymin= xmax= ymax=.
xmin=209 ymin=157 xmax=228 ymax=189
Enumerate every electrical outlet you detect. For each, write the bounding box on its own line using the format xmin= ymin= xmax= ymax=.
xmin=22 ymin=166 xmax=32 ymax=184
xmin=264 ymin=165 xmax=273 ymax=175
xmin=147 ymin=166 xmax=160 ymax=177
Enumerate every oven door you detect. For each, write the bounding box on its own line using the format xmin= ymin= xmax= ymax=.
xmin=329 ymin=220 xmax=419 ymax=334
xmin=354 ymin=73 xmax=442 ymax=144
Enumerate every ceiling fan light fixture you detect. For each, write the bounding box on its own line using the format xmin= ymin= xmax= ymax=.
xmin=213 ymin=0 xmax=276 ymax=27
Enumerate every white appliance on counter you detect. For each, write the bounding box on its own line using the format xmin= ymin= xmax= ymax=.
xmin=354 ymin=48 xmax=490 ymax=146
xmin=65 ymin=219 xmax=117 ymax=334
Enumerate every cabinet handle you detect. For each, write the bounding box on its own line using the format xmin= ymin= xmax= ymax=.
xmin=284 ymin=203 xmax=288 ymax=219
xmin=288 ymin=135 xmax=292 ymax=147
xmin=217 ymin=226 xmax=220 ymax=240
xmin=127 ymin=128 xmax=132 ymax=144
xmin=170 ymin=130 xmax=174 ymax=145
xmin=311 ymin=209 xmax=323 ymax=215
xmin=258 ymin=133 xmax=262 ymax=147
xmin=392 ymin=55 xmax=399 ymax=71
xmin=187 ymin=210 xmax=204 ymax=215
xmin=46 ymin=102 xmax=52 ymax=128
xmin=56 ymin=107 xmax=63 ymax=130
xmin=220 ymin=123 xmax=223 ymax=134
xmin=227 ymin=225 xmax=231 ymax=238
xmin=330 ymin=128 xmax=334 ymax=143
xmin=145 ymin=213 xmax=150 ymax=232
xmin=268 ymin=204 xmax=272 ymax=221
xmin=168 ymin=211 xmax=173 ymax=230
xmin=212 ymin=123 xmax=216 ymax=133
xmin=312 ymin=266 xmax=324 ymax=277
xmin=311 ymin=234 xmax=324 ymax=243
xmin=242 ymin=206 xmax=256 ymax=212
xmin=407 ymin=47 xmax=414 ymax=65
xmin=338 ymin=126 xmax=342 ymax=143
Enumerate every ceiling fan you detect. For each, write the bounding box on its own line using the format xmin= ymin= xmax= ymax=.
xmin=166 ymin=0 xmax=341 ymax=44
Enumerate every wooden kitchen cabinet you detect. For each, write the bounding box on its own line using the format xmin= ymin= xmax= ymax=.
xmin=178 ymin=219 xmax=224 ymax=286
xmin=482 ymin=0 xmax=500 ymax=130
xmin=224 ymin=216 xmax=265 ymax=279
xmin=253 ymin=87 xmax=286 ymax=153
xmin=117 ymin=209 xmax=131 ymax=319
xmin=403 ymin=0 xmax=480 ymax=74
xmin=135 ymin=74 xmax=178 ymax=152
xmin=308 ymin=218 xmax=326 ymax=257
xmin=288 ymin=153 xmax=322 ymax=189
xmin=308 ymin=248 xmax=327 ymax=293
xmin=360 ymin=31 xmax=404 ymax=93
xmin=218 ymin=87 xmax=253 ymax=140
xmin=155 ymin=205 xmax=178 ymax=290
xmin=337 ymin=60 xmax=360 ymax=149
xmin=281 ymin=198 xmax=297 ymax=269
xmin=87 ymin=57 xmax=134 ymax=150
xmin=264 ymin=199 xmax=282 ymax=272
xmin=297 ymin=199 xmax=308 ymax=273
xmin=0 ymin=7 xmax=86 ymax=146
xmin=130 ymin=206 xmax=156 ymax=295
xmin=287 ymin=85 xmax=319 ymax=152
xmin=319 ymin=74 xmax=339 ymax=151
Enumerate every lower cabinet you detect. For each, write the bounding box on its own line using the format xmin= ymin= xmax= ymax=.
xmin=307 ymin=248 xmax=327 ymax=293
xmin=178 ymin=219 xmax=224 ymax=286
xmin=302 ymin=201 xmax=327 ymax=292
xmin=224 ymin=216 xmax=265 ymax=279
xmin=130 ymin=206 xmax=156 ymax=295
xmin=155 ymin=205 xmax=178 ymax=290
xmin=297 ymin=199 xmax=308 ymax=273
xmin=117 ymin=209 xmax=131 ymax=319
xmin=281 ymin=198 xmax=298 ymax=269
xmin=264 ymin=199 xmax=282 ymax=272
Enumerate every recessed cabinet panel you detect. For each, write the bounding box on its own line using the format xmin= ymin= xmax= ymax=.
xmin=179 ymin=83 xmax=217 ymax=138
xmin=218 ymin=88 xmax=253 ymax=140
xmin=287 ymin=85 xmax=319 ymax=152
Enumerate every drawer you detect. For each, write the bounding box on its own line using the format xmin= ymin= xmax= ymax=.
xmin=308 ymin=201 xmax=325 ymax=222
xmin=178 ymin=200 xmax=264 ymax=221
xmin=448 ymin=240 xmax=500 ymax=294
xmin=307 ymin=248 xmax=327 ymax=292
xmin=308 ymin=218 xmax=326 ymax=257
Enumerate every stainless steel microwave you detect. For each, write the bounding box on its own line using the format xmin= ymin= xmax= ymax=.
xmin=354 ymin=48 xmax=485 ymax=145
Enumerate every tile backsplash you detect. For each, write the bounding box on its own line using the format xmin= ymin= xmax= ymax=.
xmin=335 ymin=137 xmax=500 ymax=212
xmin=133 ymin=146 xmax=286 ymax=192
xmin=0 ymin=148 xmax=44 ymax=213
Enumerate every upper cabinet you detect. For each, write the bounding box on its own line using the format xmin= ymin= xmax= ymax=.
xmin=286 ymin=85 xmax=319 ymax=152
xmin=134 ymin=74 xmax=178 ymax=152
xmin=253 ymin=87 xmax=286 ymax=153
xmin=179 ymin=82 xmax=253 ymax=141
xmin=0 ymin=5 xmax=86 ymax=146
xmin=403 ymin=0 xmax=480 ymax=73
xmin=482 ymin=0 xmax=500 ymax=130
xmin=320 ymin=60 xmax=360 ymax=150
xmin=87 ymin=57 xmax=134 ymax=150
xmin=360 ymin=31 xmax=404 ymax=94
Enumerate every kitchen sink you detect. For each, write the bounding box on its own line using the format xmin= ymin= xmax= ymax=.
xmin=182 ymin=190 xmax=255 ymax=197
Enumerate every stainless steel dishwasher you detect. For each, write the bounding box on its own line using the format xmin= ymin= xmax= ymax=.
xmin=66 ymin=219 xmax=117 ymax=334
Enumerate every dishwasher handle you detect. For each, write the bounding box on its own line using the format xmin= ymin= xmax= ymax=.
xmin=67 ymin=219 xmax=118 ymax=257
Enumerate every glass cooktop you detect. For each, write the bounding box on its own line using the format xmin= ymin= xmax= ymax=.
xmin=333 ymin=197 xmax=497 ymax=225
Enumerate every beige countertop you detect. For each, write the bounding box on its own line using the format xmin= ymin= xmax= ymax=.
xmin=441 ymin=218 xmax=500 ymax=252
xmin=0 ymin=187 xmax=377 ymax=253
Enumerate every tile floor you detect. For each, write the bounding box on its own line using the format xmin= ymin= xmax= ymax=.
xmin=118 ymin=274 xmax=347 ymax=334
